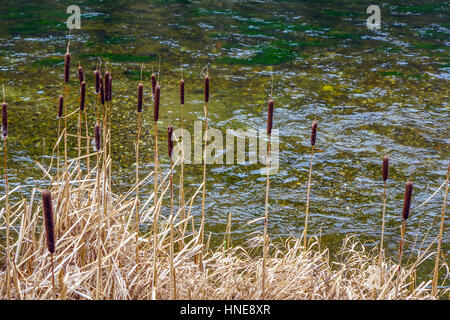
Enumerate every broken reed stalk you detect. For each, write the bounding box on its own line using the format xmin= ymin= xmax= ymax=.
xmin=396 ymin=180 xmax=413 ymax=298
xmin=168 ymin=124 xmax=176 ymax=299
xmin=42 ymin=189 xmax=56 ymax=291
xmin=303 ymin=121 xmax=317 ymax=247
xmin=94 ymin=123 xmax=102 ymax=299
xmin=262 ymin=98 xmax=274 ymax=299
xmin=107 ymin=74 xmax=112 ymax=190
xmin=152 ymin=83 xmax=161 ymax=299
xmin=198 ymin=73 xmax=209 ymax=267
xmin=379 ymin=155 xmax=389 ymax=286
xmin=179 ymin=78 xmax=186 ymax=225
xmin=2 ymin=95 xmax=11 ymax=299
xmin=432 ymin=163 xmax=449 ymax=296
xmin=135 ymin=82 xmax=143 ymax=259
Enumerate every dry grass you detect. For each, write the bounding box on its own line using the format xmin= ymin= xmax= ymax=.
xmin=0 ymin=146 xmax=447 ymax=300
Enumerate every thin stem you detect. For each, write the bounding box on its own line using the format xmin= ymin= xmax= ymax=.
xmin=303 ymin=146 xmax=315 ymax=247
xmin=262 ymin=135 xmax=271 ymax=299
xmin=379 ymin=181 xmax=387 ymax=287
xmin=4 ymin=138 xmax=11 ymax=299
xmin=396 ymin=219 xmax=407 ymax=298
xmin=432 ymin=163 xmax=449 ymax=296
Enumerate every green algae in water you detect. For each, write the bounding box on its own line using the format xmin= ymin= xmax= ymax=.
xmin=33 ymin=58 xmax=63 ymax=67
xmin=80 ymin=53 xmax=157 ymax=63
xmin=216 ymin=44 xmax=296 ymax=66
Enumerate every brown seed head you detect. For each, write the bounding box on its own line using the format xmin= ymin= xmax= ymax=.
xmin=151 ymin=73 xmax=156 ymax=95
xmin=154 ymin=84 xmax=160 ymax=122
xmin=137 ymin=83 xmax=144 ymax=112
xmin=1 ymin=102 xmax=7 ymax=137
xmin=267 ymin=99 xmax=274 ymax=136
xmin=168 ymin=125 xmax=174 ymax=158
xmin=204 ymin=75 xmax=210 ymax=103
xmin=104 ymin=72 xmax=110 ymax=102
xmin=80 ymin=81 xmax=86 ymax=111
xmin=42 ymin=189 xmax=55 ymax=254
xmin=94 ymin=123 xmax=101 ymax=152
xmin=382 ymin=156 xmax=389 ymax=182
xmin=78 ymin=66 xmax=84 ymax=83
xmin=58 ymin=95 xmax=63 ymax=119
xmin=94 ymin=70 xmax=100 ymax=94
xmin=100 ymin=76 xmax=105 ymax=105
xmin=311 ymin=121 xmax=318 ymax=146
xmin=107 ymin=75 xmax=112 ymax=102
xmin=402 ymin=181 xmax=413 ymax=220
xmin=64 ymin=53 xmax=71 ymax=83
xmin=180 ymin=79 xmax=185 ymax=105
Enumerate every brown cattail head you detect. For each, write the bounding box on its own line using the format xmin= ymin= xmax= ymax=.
xmin=64 ymin=53 xmax=70 ymax=83
xmin=137 ymin=83 xmax=143 ymax=113
xmin=311 ymin=121 xmax=318 ymax=146
xmin=80 ymin=81 xmax=86 ymax=111
xmin=382 ymin=156 xmax=389 ymax=182
xmin=42 ymin=189 xmax=55 ymax=254
xmin=94 ymin=123 xmax=101 ymax=152
xmin=154 ymin=84 xmax=160 ymax=122
xmin=402 ymin=181 xmax=413 ymax=220
xmin=100 ymin=76 xmax=105 ymax=105
xmin=107 ymin=75 xmax=112 ymax=102
xmin=1 ymin=102 xmax=7 ymax=137
xmin=78 ymin=65 xmax=84 ymax=83
xmin=94 ymin=70 xmax=100 ymax=94
xmin=104 ymin=71 xmax=110 ymax=102
xmin=204 ymin=75 xmax=210 ymax=103
xmin=57 ymin=95 xmax=63 ymax=119
xmin=151 ymin=73 xmax=156 ymax=95
xmin=180 ymin=79 xmax=185 ymax=105
xmin=267 ymin=99 xmax=274 ymax=136
xmin=168 ymin=125 xmax=173 ymax=158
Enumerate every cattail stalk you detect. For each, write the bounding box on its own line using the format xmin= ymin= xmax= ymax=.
xmin=179 ymin=78 xmax=186 ymax=228
xmin=56 ymin=95 xmax=63 ymax=181
xmin=42 ymin=190 xmax=56 ymax=291
xmin=63 ymin=48 xmax=70 ymax=171
xmin=432 ymin=163 xmax=449 ymax=296
xmin=152 ymin=83 xmax=161 ymax=299
xmin=2 ymin=96 xmax=11 ymax=299
xmin=198 ymin=73 xmax=209 ymax=267
xmin=77 ymin=81 xmax=86 ymax=204
xmin=94 ymin=123 xmax=102 ymax=299
xmin=262 ymin=98 xmax=273 ymax=299
xmin=379 ymin=155 xmax=389 ymax=287
xmin=135 ymin=82 xmax=143 ymax=260
xmin=168 ymin=125 xmax=176 ymax=299
xmin=303 ymin=121 xmax=317 ymax=247
xmin=396 ymin=180 xmax=413 ymax=298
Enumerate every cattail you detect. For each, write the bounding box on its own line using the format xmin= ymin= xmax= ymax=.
xmin=94 ymin=70 xmax=100 ymax=94
xmin=267 ymin=99 xmax=274 ymax=136
xmin=57 ymin=95 xmax=63 ymax=119
xmin=107 ymin=75 xmax=112 ymax=102
xmin=168 ymin=125 xmax=173 ymax=158
xmin=154 ymin=84 xmax=160 ymax=122
xmin=180 ymin=79 xmax=185 ymax=105
xmin=80 ymin=81 xmax=86 ymax=111
xmin=64 ymin=53 xmax=70 ymax=83
xmin=204 ymin=75 xmax=210 ymax=103
xmin=137 ymin=83 xmax=143 ymax=112
xmin=100 ymin=76 xmax=105 ymax=105
xmin=42 ymin=190 xmax=55 ymax=254
xmin=94 ymin=123 xmax=101 ymax=152
xmin=1 ymin=102 xmax=7 ymax=137
xmin=78 ymin=66 xmax=84 ymax=83
xmin=402 ymin=181 xmax=413 ymax=220
xmin=151 ymin=73 xmax=156 ymax=95
xmin=382 ymin=156 xmax=389 ymax=182
xmin=104 ymin=72 xmax=110 ymax=102
xmin=311 ymin=121 xmax=318 ymax=146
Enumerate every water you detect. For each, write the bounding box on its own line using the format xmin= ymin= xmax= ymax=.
xmin=0 ymin=0 xmax=449 ymax=284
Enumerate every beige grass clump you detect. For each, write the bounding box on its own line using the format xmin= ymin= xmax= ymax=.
xmin=0 ymin=155 xmax=446 ymax=299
